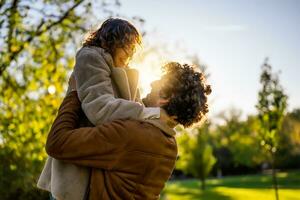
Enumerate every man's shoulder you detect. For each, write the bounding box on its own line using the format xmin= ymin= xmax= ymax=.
xmin=105 ymin=119 xmax=175 ymax=136
xmin=106 ymin=119 xmax=176 ymax=144
xmin=103 ymin=119 xmax=154 ymax=131
xmin=100 ymin=119 xmax=163 ymax=138
xmin=102 ymin=119 xmax=177 ymax=159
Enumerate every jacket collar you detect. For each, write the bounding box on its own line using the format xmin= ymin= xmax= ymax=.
xmin=91 ymin=46 xmax=139 ymax=101
xmin=111 ymin=67 xmax=139 ymax=101
xmin=145 ymin=119 xmax=176 ymax=137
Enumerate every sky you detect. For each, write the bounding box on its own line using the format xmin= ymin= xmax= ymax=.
xmin=116 ymin=0 xmax=300 ymax=119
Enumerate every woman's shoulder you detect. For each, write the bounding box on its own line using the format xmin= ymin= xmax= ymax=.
xmin=76 ymin=46 xmax=114 ymax=66
xmin=76 ymin=46 xmax=104 ymax=57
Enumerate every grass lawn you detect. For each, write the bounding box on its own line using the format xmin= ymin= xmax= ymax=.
xmin=161 ymin=170 xmax=300 ymax=200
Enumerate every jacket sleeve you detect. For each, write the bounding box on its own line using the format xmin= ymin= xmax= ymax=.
xmin=46 ymin=91 xmax=130 ymax=169
xmin=74 ymin=47 xmax=145 ymax=125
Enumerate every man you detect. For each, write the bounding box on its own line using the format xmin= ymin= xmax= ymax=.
xmin=38 ymin=18 xmax=159 ymax=200
xmin=45 ymin=62 xmax=211 ymax=199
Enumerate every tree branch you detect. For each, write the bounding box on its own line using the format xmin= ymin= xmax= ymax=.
xmin=7 ymin=0 xmax=19 ymax=53
xmin=0 ymin=0 xmax=85 ymax=76
xmin=0 ymin=0 xmax=6 ymax=10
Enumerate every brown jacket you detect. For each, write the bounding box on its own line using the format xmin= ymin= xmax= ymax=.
xmin=37 ymin=46 xmax=159 ymax=200
xmin=46 ymin=91 xmax=178 ymax=200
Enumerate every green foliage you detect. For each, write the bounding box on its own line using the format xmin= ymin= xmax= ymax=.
xmin=255 ymin=58 xmax=288 ymax=200
xmin=0 ymin=0 xmax=119 ymax=199
xmin=176 ymin=124 xmax=216 ymax=189
xmin=275 ymin=109 xmax=300 ymax=168
xmin=256 ymin=58 xmax=288 ymax=154
xmin=0 ymin=1 xmax=299 ymax=199
xmin=210 ymin=109 xmax=265 ymax=175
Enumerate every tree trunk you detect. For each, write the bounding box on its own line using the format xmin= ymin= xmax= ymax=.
xmin=201 ymin=177 xmax=206 ymax=190
xmin=271 ymin=152 xmax=279 ymax=200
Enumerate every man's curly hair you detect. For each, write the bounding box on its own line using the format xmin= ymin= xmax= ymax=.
xmin=160 ymin=62 xmax=212 ymax=127
xmin=82 ymin=18 xmax=141 ymax=56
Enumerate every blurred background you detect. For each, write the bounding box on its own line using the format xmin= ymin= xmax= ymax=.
xmin=0 ymin=0 xmax=299 ymax=199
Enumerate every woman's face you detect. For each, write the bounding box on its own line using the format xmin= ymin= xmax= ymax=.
xmin=113 ymin=44 xmax=136 ymax=67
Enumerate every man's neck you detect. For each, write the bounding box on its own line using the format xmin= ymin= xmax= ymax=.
xmin=159 ymin=108 xmax=178 ymax=128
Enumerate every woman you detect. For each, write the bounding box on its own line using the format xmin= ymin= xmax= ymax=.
xmin=37 ymin=18 xmax=160 ymax=200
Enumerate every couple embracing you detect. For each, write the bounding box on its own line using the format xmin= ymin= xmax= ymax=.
xmin=37 ymin=18 xmax=211 ymax=200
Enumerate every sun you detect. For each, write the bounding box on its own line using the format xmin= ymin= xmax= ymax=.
xmin=138 ymin=67 xmax=161 ymax=97
xmin=131 ymin=55 xmax=164 ymax=98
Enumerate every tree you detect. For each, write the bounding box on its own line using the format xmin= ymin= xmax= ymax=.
xmin=176 ymin=124 xmax=216 ymax=190
xmin=276 ymin=109 xmax=300 ymax=169
xmin=255 ymin=58 xmax=288 ymax=200
xmin=0 ymin=0 xmax=120 ymax=199
xmin=211 ymin=108 xmax=264 ymax=176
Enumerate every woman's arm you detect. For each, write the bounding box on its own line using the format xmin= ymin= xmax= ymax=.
xmin=74 ymin=47 xmax=159 ymax=125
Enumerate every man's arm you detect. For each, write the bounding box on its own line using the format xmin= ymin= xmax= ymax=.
xmin=46 ymin=91 xmax=130 ymax=169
